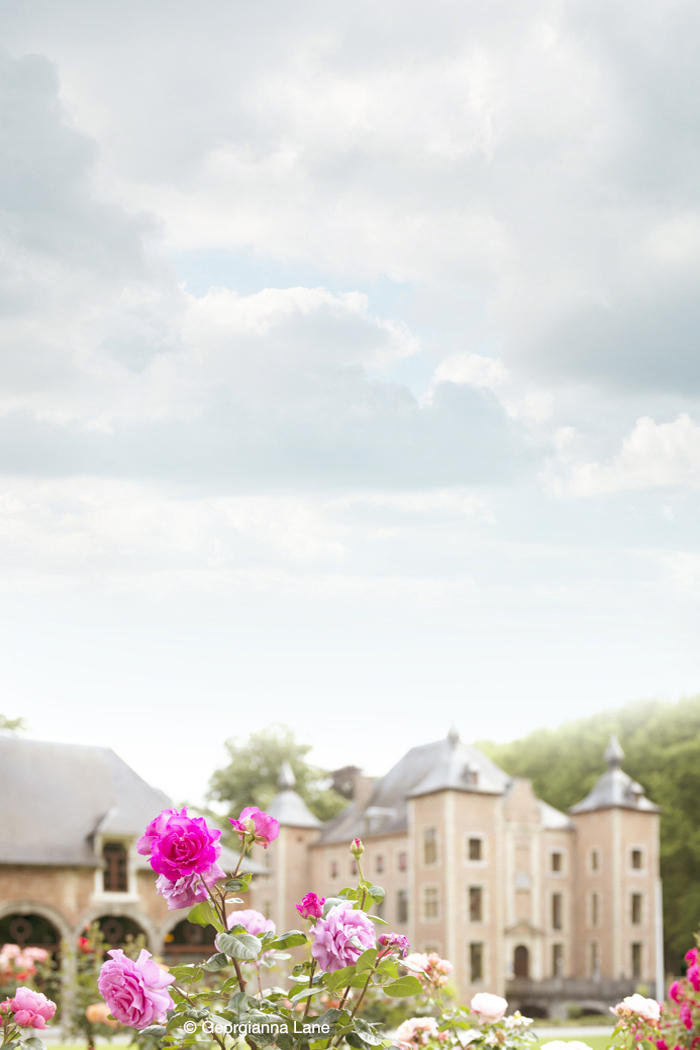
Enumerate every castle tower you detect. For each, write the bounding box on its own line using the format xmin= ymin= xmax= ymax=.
xmin=250 ymin=763 xmax=321 ymax=933
xmin=570 ymin=736 xmax=662 ymax=993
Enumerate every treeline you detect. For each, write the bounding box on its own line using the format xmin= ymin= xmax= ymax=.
xmin=480 ymin=696 xmax=700 ymax=973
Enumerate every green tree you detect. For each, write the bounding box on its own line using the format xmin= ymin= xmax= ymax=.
xmin=0 ymin=713 xmax=26 ymax=732
xmin=208 ymin=724 xmax=346 ymax=828
xmin=480 ymin=695 xmax=700 ymax=974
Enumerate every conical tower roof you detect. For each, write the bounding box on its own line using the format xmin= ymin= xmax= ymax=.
xmin=570 ymin=734 xmax=660 ymax=814
xmin=266 ymin=763 xmax=321 ymax=829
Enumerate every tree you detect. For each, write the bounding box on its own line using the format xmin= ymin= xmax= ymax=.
xmin=0 ymin=713 xmax=26 ymax=733
xmin=480 ymin=695 xmax=700 ymax=974
xmin=208 ymin=724 xmax=346 ymax=829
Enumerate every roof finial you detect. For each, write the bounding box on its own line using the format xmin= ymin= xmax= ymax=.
xmin=279 ymin=761 xmax=296 ymax=789
xmin=604 ymin=734 xmax=624 ymax=769
xmin=447 ymin=725 xmax=460 ymax=748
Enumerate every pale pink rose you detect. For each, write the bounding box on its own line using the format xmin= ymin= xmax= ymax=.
xmin=227 ymin=909 xmax=276 ymax=936
xmin=611 ymin=994 xmax=661 ymax=1024
xmin=97 ymin=949 xmax=175 ymax=1029
xmin=8 ymin=987 xmax=56 ymax=1029
xmin=156 ymin=861 xmax=225 ymax=910
xmin=395 ymin=1017 xmax=439 ymax=1048
xmin=471 ymin=992 xmax=508 ymax=1023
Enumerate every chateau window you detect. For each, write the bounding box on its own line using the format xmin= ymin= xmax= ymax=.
xmin=552 ymin=892 xmax=563 ymax=930
xmin=103 ymin=843 xmax=128 ymax=892
xmin=591 ymin=849 xmax=600 ymax=872
xmin=423 ymin=886 xmax=439 ymax=919
xmin=397 ymin=889 xmax=409 ymax=923
xmin=590 ymin=941 xmax=600 ymax=978
xmin=631 ymin=849 xmax=643 ymax=870
xmin=551 ymin=851 xmax=563 ymax=873
xmin=631 ymin=893 xmax=642 ymax=925
xmin=468 ymin=837 xmax=483 ymax=862
xmin=552 ymin=943 xmax=563 ymax=977
xmin=330 ymin=860 xmax=339 ymax=878
xmin=398 ymin=852 xmax=408 ymax=871
xmin=424 ymin=828 xmax=438 ymax=865
xmin=632 ymin=942 xmax=642 ymax=979
xmin=375 ymin=854 xmax=385 ymax=874
xmin=591 ymin=892 xmax=599 ymax=927
xmin=469 ymin=942 xmax=483 ymax=983
xmin=469 ymin=886 xmax=483 ymax=922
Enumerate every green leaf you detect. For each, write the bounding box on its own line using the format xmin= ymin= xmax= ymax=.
xmin=368 ymin=913 xmax=391 ymax=925
xmin=20 ymin=1041 xmax=44 ymax=1050
xmin=383 ymin=975 xmax=423 ymax=998
xmin=324 ymin=964 xmax=356 ymax=991
xmin=203 ymin=952 xmax=230 ymax=971
xmin=267 ymin=929 xmax=308 ymax=950
xmin=224 ymin=872 xmax=252 ymax=891
xmin=355 ymin=1020 xmax=384 ymax=1045
xmin=315 ymin=1008 xmax=345 ymax=1027
xmin=368 ymin=885 xmax=385 ymax=903
xmin=225 ymin=897 xmax=244 ymax=904
xmin=290 ymin=986 xmax=318 ymax=1003
xmin=187 ymin=900 xmax=224 ymax=931
xmin=216 ymin=930 xmax=262 ymax=960
xmin=347 ymin=1034 xmax=371 ymax=1049
xmin=355 ymin=948 xmax=378 ymax=973
xmin=138 ymin=1026 xmax=167 ymax=1039
xmin=337 ymin=887 xmax=358 ymax=900
xmin=376 ymin=959 xmax=398 ymax=979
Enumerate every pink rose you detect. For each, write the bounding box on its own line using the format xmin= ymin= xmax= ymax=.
xmin=686 ymin=948 xmax=699 ymax=966
xmin=611 ymin=995 xmax=661 ymax=1024
xmin=98 ymin=949 xmax=175 ymax=1029
xmin=311 ymin=901 xmax=376 ymax=972
xmin=7 ymin=987 xmax=56 ymax=1029
xmin=471 ymin=993 xmax=508 ymax=1023
xmin=227 ymin=910 xmax=276 ymax=936
xmin=296 ymin=893 xmax=325 ymax=920
xmin=669 ymin=982 xmax=682 ymax=1003
xmin=229 ymin=807 xmax=280 ymax=848
xmin=142 ymin=808 xmax=221 ymax=880
xmin=395 ymin=1018 xmax=439 ymax=1048
xmin=656 ymin=1040 xmax=669 ymax=1050
xmin=680 ymin=1003 xmax=692 ymax=1031
xmin=156 ymin=861 xmax=225 ymax=910
xmin=688 ymin=964 xmax=700 ymax=992
xmin=379 ymin=933 xmax=410 ymax=957
xmin=137 ymin=808 xmax=185 ymax=856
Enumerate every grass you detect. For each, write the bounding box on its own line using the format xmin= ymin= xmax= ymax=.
xmin=535 ymin=1039 xmax=611 ymax=1050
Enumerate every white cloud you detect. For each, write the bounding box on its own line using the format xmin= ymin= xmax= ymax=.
xmin=554 ymin=414 xmax=700 ymax=497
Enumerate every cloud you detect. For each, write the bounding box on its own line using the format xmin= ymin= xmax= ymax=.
xmin=553 ymin=414 xmax=700 ymax=497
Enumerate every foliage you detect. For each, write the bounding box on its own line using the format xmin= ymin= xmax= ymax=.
xmin=0 ymin=714 xmax=26 ymax=733
xmin=63 ymin=922 xmax=146 ymax=1047
xmin=479 ymin=695 xmax=700 ymax=972
xmin=208 ymin=724 xmax=346 ymax=827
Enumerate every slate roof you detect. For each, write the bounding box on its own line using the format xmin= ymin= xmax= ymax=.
xmin=266 ymin=763 xmax=321 ymax=829
xmin=317 ymin=731 xmax=512 ymax=845
xmin=569 ymin=735 xmax=660 ymax=814
xmin=0 ymin=736 xmax=262 ymax=872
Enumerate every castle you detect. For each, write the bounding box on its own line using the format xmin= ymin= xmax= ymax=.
xmin=249 ymin=730 xmax=663 ymax=1015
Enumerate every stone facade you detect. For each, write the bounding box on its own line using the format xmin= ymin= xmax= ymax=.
xmin=250 ymin=732 xmax=662 ymax=1015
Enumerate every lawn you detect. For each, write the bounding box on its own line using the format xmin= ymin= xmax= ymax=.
xmin=536 ymin=1039 xmax=610 ymax=1050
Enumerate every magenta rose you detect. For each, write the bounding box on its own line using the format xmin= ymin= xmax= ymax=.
xmin=296 ymin=892 xmax=325 ymax=920
xmin=143 ymin=808 xmax=221 ymax=880
xmin=98 ymin=949 xmax=175 ymax=1029
xmin=227 ymin=909 xmax=276 ymax=936
xmin=688 ymin=964 xmax=700 ymax=992
xmin=680 ymin=1003 xmax=693 ymax=1031
xmin=156 ymin=860 xmax=226 ymax=910
xmin=311 ymin=901 xmax=376 ymax=972
xmin=229 ymin=807 xmax=280 ymax=848
xmin=8 ymin=987 xmax=56 ymax=1029
xmin=137 ymin=808 xmax=185 ymax=856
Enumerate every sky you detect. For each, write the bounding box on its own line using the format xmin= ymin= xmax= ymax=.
xmin=1 ymin=0 xmax=700 ymax=806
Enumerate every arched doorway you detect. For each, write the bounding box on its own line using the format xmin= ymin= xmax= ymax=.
xmin=96 ymin=915 xmax=147 ymax=949
xmin=162 ymin=918 xmax=217 ymax=963
xmin=514 ymin=944 xmax=529 ymax=978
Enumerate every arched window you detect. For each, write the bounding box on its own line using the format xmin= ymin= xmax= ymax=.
xmin=103 ymin=842 xmax=128 ymax=892
xmin=163 ymin=918 xmax=217 ymax=960
xmin=96 ymin=916 xmax=146 ymax=947
xmin=514 ymin=944 xmax=529 ymax=978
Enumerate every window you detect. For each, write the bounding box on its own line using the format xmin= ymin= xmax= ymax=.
xmin=631 ymin=849 xmax=643 ymax=870
xmin=398 ymin=851 xmax=408 ymax=871
xmin=513 ymin=945 xmax=529 ymax=978
xmin=469 ymin=886 xmax=483 ymax=922
xmin=590 ymin=941 xmax=600 ymax=978
xmin=591 ymin=849 xmax=600 ymax=872
xmin=631 ymin=893 xmax=642 ymax=925
xmin=632 ymin=942 xmax=642 ymax=979
xmin=424 ymin=828 xmax=438 ymax=865
xmin=552 ymin=943 xmax=563 ymax=977
xmin=591 ymin=892 xmax=599 ymax=927
xmin=552 ymin=893 xmax=563 ymax=930
xmin=469 ymin=942 xmax=483 ymax=983
xmin=375 ymin=854 xmax=385 ymax=874
xmin=330 ymin=860 xmax=339 ymax=878
xmin=551 ymin=851 xmax=562 ymax=873
xmin=468 ymin=837 xmax=482 ymax=862
xmin=103 ymin=843 xmax=128 ymax=892
xmin=397 ymin=889 xmax=409 ymax=923
xmin=423 ymin=886 xmax=439 ymax=919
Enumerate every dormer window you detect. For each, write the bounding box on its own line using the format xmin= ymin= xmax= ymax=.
xmin=103 ymin=842 xmax=128 ymax=892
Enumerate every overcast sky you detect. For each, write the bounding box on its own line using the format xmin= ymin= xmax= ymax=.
xmin=1 ymin=0 xmax=700 ymax=805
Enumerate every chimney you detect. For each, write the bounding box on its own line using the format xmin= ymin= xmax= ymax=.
xmin=353 ymin=775 xmax=375 ymax=812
